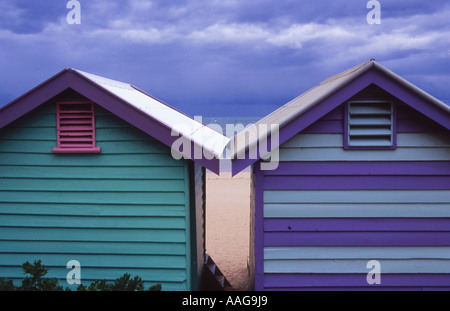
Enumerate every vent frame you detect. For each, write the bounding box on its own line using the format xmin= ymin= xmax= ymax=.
xmin=52 ymin=101 xmax=101 ymax=154
xmin=344 ymin=100 xmax=397 ymax=150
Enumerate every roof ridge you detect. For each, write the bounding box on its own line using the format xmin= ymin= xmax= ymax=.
xmin=249 ymin=59 xmax=374 ymax=128
xmin=319 ymin=59 xmax=373 ymax=86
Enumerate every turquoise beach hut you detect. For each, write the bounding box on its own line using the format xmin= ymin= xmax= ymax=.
xmin=0 ymin=68 xmax=229 ymax=291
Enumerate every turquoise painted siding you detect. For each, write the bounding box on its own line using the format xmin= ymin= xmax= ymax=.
xmin=0 ymin=100 xmax=194 ymax=290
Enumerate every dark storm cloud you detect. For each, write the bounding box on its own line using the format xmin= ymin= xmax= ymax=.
xmin=0 ymin=0 xmax=449 ymax=116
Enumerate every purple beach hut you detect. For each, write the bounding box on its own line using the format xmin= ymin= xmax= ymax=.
xmin=232 ymin=59 xmax=450 ymax=291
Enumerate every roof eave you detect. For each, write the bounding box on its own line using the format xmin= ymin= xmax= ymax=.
xmin=231 ymin=59 xmax=450 ymax=173
xmin=372 ymin=61 xmax=450 ymax=114
xmin=72 ymin=69 xmax=230 ymax=162
xmin=232 ymin=60 xmax=376 ymax=160
xmin=0 ymin=68 xmax=228 ymax=174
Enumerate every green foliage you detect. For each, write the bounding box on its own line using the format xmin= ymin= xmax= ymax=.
xmin=20 ymin=260 xmax=65 ymax=291
xmin=0 ymin=278 xmax=15 ymax=291
xmin=0 ymin=260 xmax=161 ymax=291
xmin=77 ymin=273 xmax=161 ymax=291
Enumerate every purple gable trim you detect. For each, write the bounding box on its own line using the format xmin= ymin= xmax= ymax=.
xmin=232 ymin=68 xmax=450 ymax=175
xmin=68 ymin=71 xmax=221 ymax=173
xmin=232 ymin=70 xmax=378 ymax=175
xmin=371 ymin=70 xmax=450 ymax=129
xmin=253 ymin=165 xmax=265 ymax=291
xmin=0 ymin=69 xmax=221 ymax=174
xmin=0 ymin=69 xmax=71 ymax=129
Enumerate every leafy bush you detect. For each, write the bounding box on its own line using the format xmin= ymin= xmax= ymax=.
xmin=77 ymin=274 xmax=162 ymax=291
xmin=0 ymin=260 xmax=161 ymax=291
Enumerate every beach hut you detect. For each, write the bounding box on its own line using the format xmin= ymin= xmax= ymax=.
xmin=0 ymin=68 xmax=229 ymax=291
xmin=232 ymin=59 xmax=450 ymax=291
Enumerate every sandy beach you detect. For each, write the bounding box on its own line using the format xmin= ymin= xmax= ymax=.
xmin=205 ymin=171 xmax=251 ymax=291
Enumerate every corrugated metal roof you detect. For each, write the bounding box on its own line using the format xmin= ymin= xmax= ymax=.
xmin=233 ymin=59 xmax=450 ymax=158
xmin=74 ymin=69 xmax=230 ymax=158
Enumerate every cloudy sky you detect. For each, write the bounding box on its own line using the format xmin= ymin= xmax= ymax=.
xmin=0 ymin=0 xmax=449 ymax=117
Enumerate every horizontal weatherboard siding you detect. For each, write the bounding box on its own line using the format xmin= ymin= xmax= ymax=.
xmin=264 ymin=246 xmax=450 ymax=259
xmin=0 ymin=179 xmax=186 ymax=192
xmin=278 ymin=147 xmax=450 ymax=161
xmin=264 ymin=162 xmax=450 ymax=176
xmin=0 ymin=253 xmax=187 ymax=269
xmin=264 ymin=175 xmax=450 ymax=190
xmin=0 ymin=227 xmax=186 ymax=243
xmin=0 ymin=166 xmax=185 ymax=179
xmin=257 ymin=100 xmax=450 ymax=291
xmin=279 ymin=130 xmax=450 ymax=162
xmin=264 ymin=232 xmax=450 ymax=246
xmin=0 ymin=153 xmax=183 ymax=166
xmin=263 ymin=246 xmax=450 ymax=288
xmin=0 ymin=102 xmax=192 ymax=290
xmin=0 ymin=140 xmax=175 ymax=155
xmin=0 ymin=240 xmax=187 ymax=255
xmin=264 ymin=274 xmax=450 ymax=290
xmin=282 ymin=133 xmax=450 ymax=148
xmin=302 ymin=102 xmax=447 ymax=134
xmin=264 ymin=218 xmax=450 ymax=232
xmin=0 ymin=214 xmax=187 ymax=229
xmin=0 ymin=266 xmax=187 ymax=291
xmin=0 ymin=203 xmax=186 ymax=217
xmin=264 ymin=203 xmax=450 ymax=218
xmin=0 ymin=191 xmax=186 ymax=205
xmin=264 ymin=190 xmax=450 ymax=204
xmin=264 ymin=259 xmax=450 ymax=274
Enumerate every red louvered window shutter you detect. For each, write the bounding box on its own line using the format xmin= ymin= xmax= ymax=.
xmin=52 ymin=101 xmax=101 ymax=153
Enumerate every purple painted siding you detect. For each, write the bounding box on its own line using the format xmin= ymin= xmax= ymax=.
xmin=264 ymin=218 xmax=450 ymax=232
xmin=253 ymin=166 xmax=265 ymax=291
xmin=264 ymin=232 xmax=450 ymax=246
xmin=252 ymin=94 xmax=450 ymax=290
xmin=264 ymin=175 xmax=450 ymax=190
xmin=264 ymin=274 xmax=450 ymax=290
xmin=264 ymin=162 xmax=450 ymax=176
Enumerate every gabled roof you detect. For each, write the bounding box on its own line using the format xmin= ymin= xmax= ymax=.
xmin=0 ymin=68 xmax=230 ymax=174
xmin=232 ymin=59 xmax=450 ymax=175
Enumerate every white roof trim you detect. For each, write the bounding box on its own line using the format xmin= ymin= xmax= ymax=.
xmin=74 ymin=69 xmax=230 ymax=158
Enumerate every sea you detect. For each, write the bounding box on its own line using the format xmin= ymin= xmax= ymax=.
xmin=197 ymin=99 xmax=450 ymax=173
xmin=202 ymin=116 xmax=261 ymax=134
xmin=201 ymin=116 xmax=261 ymax=173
